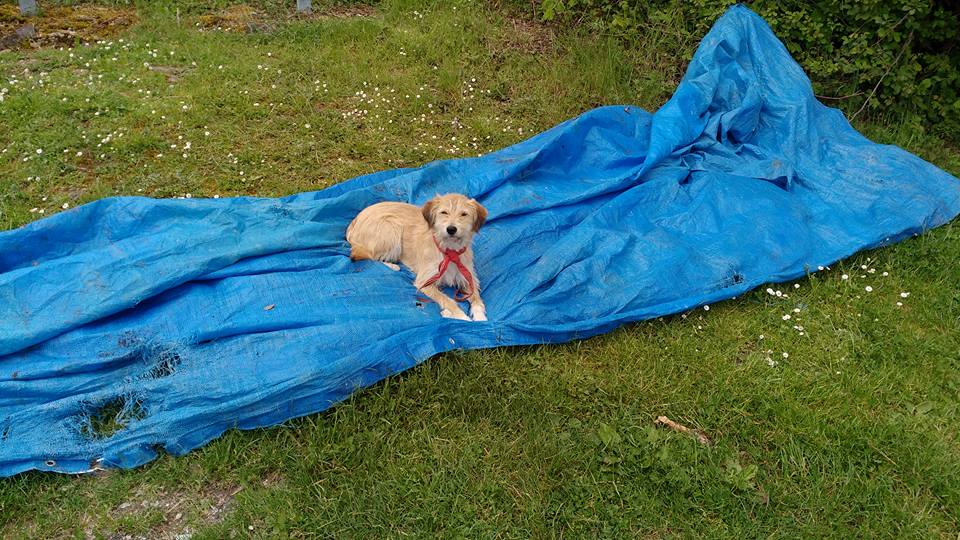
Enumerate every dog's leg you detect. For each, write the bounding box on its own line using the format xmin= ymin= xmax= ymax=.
xmin=419 ymin=284 xmax=470 ymax=321
xmin=468 ymin=294 xmax=486 ymax=321
xmin=463 ymin=264 xmax=486 ymax=321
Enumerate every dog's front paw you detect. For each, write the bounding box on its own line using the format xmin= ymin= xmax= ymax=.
xmin=471 ymin=306 xmax=487 ymax=322
xmin=440 ymin=308 xmax=471 ymax=321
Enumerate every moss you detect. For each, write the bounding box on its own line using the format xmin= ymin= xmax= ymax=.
xmin=0 ymin=4 xmax=137 ymax=49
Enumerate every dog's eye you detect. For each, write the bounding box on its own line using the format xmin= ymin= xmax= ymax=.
xmin=460 ymin=212 xmax=468 ymax=217
xmin=439 ymin=211 xmax=448 ymax=215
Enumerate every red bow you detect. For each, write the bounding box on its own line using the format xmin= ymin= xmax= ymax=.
xmin=419 ymin=239 xmax=475 ymax=301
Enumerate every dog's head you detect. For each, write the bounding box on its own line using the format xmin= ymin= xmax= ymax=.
xmin=421 ymin=193 xmax=488 ymax=250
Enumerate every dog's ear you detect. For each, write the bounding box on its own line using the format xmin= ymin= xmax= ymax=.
xmin=421 ymin=198 xmax=437 ymax=227
xmin=471 ymin=199 xmax=488 ymax=232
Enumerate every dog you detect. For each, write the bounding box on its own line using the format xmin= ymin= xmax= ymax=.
xmin=346 ymin=193 xmax=488 ymax=321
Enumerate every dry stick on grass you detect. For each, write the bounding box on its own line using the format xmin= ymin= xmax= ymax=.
xmin=655 ymin=415 xmax=711 ymax=445
xmin=816 ymin=91 xmax=863 ymax=101
xmin=850 ymin=31 xmax=914 ymax=122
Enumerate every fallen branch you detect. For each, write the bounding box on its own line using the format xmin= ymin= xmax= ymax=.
xmin=654 ymin=415 xmax=711 ymax=445
xmin=850 ymin=31 xmax=913 ymax=122
xmin=816 ymin=91 xmax=863 ymax=101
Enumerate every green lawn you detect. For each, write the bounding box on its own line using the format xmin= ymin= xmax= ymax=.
xmin=2 ymin=1 xmax=960 ymax=538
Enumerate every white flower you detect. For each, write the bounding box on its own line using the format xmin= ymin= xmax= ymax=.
xmin=841 ymin=274 xmax=849 ymax=280
xmin=900 ymin=292 xmax=910 ymax=298
xmin=35 ymin=148 xmax=42 ymax=154
xmin=864 ymin=286 xmax=873 ymax=292
xmin=703 ymin=305 xmax=710 ymax=311
xmin=782 ymin=314 xmax=791 ymax=320
xmin=61 ymin=203 xmax=70 ymax=209
xmin=794 ymin=284 xmax=800 ymax=289
xmin=793 ymin=308 xmax=800 ymax=313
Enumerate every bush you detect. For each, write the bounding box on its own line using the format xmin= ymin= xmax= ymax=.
xmin=541 ymin=0 xmax=960 ymax=141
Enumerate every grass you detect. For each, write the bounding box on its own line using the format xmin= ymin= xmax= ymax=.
xmin=1 ymin=0 xmax=960 ymax=537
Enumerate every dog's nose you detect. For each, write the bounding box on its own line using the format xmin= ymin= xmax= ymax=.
xmin=446 ymin=225 xmax=458 ymax=235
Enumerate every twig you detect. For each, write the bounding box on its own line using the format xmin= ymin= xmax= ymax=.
xmin=654 ymin=415 xmax=711 ymax=445
xmin=816 ymin=91 xmax=863 ymax=101
xmin=872 ymin=12 xmax=909 ymax=49
xmin=850 ymin=31 xmax=913 ymax=121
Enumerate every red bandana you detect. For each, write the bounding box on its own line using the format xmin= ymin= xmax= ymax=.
xmin=419 ymin=239 xmax=475 ymax=301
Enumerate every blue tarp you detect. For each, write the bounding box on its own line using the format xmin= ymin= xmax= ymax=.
xmin=1 ymin=5 xmax=959 ymax=477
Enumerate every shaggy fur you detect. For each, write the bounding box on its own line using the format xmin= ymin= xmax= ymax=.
xmin=346 ymin=193 xmax=488 ymax=321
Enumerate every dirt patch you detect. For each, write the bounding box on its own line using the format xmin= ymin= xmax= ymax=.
xmin=494 ymin=16 xmax=555 ymax=55
xmin=148 ymin=64 xmax=188 ymax=84
xmin=310 ymin=4 xmax=379 ymax=19
xmin=196 ymin=5 xmax=272 ymax=34
xmin=196 ymin=3 xmax=378 ymax=33
xmin=0 ymin=4 xmax=137 ymax=51
xmin=99 ymin=483 xmax=242 ymax=540
xmin=201 ymin=484 xmax=243 ymax=524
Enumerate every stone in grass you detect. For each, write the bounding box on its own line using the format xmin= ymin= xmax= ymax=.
xmin=0 ymin=24 xmax=36 ymax=50
xmin=19 ymin=0 xmax=38 ymax=16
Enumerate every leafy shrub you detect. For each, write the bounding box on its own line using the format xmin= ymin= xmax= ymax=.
xmin=541 ymin=0 xmax=960 ymax=141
